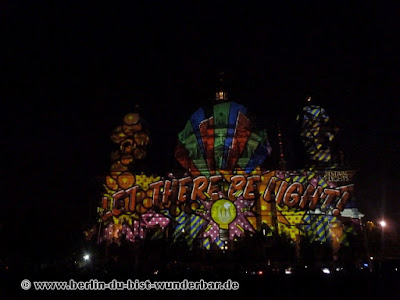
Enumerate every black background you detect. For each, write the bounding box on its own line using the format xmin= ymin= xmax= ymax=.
xmin=2 ymin=2 xmax=399 ymax=261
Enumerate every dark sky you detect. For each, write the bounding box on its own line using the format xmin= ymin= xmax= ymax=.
xmin=3 ymin=2 xmax=399 ymax=260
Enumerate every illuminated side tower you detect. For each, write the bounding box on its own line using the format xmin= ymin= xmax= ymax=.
xmin=94 ymin=106 xmax=163 ymax=245
xmin=296 ymin=96 xmax=341 ymax=170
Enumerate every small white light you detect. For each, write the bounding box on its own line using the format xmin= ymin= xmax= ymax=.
xmin=322 ymin=268 xmax=330 ymax=274
xmin=83 ymin=254 xmax=90 ymax=261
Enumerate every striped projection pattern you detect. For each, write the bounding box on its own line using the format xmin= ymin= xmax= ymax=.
xmin=175 ymin=101 xmax=272 ymax=176
xmin=296 ymin=104 xmax=335 ymax=166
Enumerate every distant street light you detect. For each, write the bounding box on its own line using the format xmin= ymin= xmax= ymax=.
xmin=379 ymin=220 xmax=386 ymax=260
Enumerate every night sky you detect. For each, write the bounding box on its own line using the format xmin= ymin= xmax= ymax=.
xmin=3 ymin=2 xmax=399 ymax=261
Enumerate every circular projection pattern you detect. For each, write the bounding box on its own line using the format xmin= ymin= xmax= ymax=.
xmin=124 ymin=113 xmax=140 ymax=125
xmin=105 ymin=175 xmax=119 ymax=191
xmin=111 ymin=126 xmax=126 ymax=144
xmin=211 ymin=199 xmax=237 ymax=229
xmin=134 ymin=132 xmax=149 ymax=146
xmin=117 ymin=172 xmax=135 ymax=189
xmin=120 ymin=139 xmax=136 ymax=153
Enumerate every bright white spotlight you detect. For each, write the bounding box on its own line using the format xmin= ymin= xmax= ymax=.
xmin=380 ymin=220 xmax=387 ymax=227
xmin=322 ymin=268 xmax=331 ymax=274
xmin=83 ymin=254 xmax=90 ymax=261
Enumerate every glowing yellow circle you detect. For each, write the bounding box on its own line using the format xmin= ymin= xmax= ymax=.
xmin=210 ymin=199 xmax=236 ymax=230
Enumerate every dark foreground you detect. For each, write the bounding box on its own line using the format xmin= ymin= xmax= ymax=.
xmin=2 ymin=258 xmax=400 ymax=300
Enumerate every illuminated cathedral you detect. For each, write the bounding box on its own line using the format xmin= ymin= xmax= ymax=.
xmin=87 ymin=74 xmax=364 ymax=255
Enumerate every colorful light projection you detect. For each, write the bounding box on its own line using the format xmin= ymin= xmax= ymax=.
xmin=296 ymin=103 xmax=339 ymax=168
xmin=255 ymin=170 xmax=359 ymax=243
xmin=96 ymin=111 xmax=165 ymax=243
xmin=94 ymin=102 xmax=361 ymax=250
xmin=110 ymin=111 xmax=150 ymax=167
xmin=97 ymin=168 xmax=358 ymax=249
xmin=175 ymin=101 xmax=272 ymax=176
